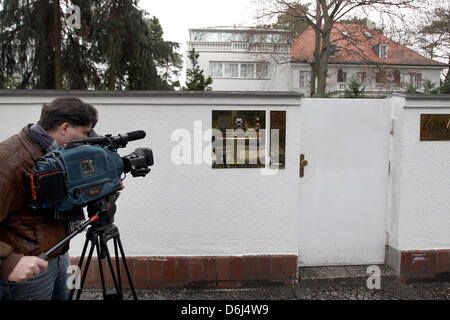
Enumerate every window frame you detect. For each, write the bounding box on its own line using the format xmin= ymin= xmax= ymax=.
xmin=329 ymin=42 xmax=338 ymax=57
xmin=357 ymin=71 xmax=366 ymax=84
xmin=337 ymin=69 xmax=347 ymax=83
xmin=299 ymin=71 xmax=311 ymax=88
xmin=379 ymin=44 xmax=388 ymax=58
xmin=209 ymin=62 xmax=270 ymax=80
xmin=211 ymin=110 xmax=286 ymax=169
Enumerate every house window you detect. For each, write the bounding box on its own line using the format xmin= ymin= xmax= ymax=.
xmin=233 ymin=33 xmax=246 ymax=42
xmin=410 ymin=73 xmax=422 ymax=89
xmin=256 ymin=63 xmax=269 ymax=78
xmin=221 ymin=33 xmax=233 ymax=42
xmin=193 ymin=32 xmax=206 ymax=41
xmin=400 ymin=72 xmax=408 ymax=84
xmin=299 ymin=71 xmax=311 ymax=88
xmin=337 ymin=69 xmax=347 ymax=83
xmin=212 ymin=111 xmax=266 ymax=168
xmin=376 ymin=72 xmax=386 ymax=83
xmin=210 ymin=63 xmax=223 ymax=77
xmin=210 ymin=62 xmax=269 ymax=79
xmin=329 ymin=42 xmax=338 ymax=57
xmin=205 ymin=32 xmax=219 ymax=42
xmin=379 ymin=44 xmax=388 ymax=58
xmin=224 ymin=63 xmax=239 ymax=78
xmin=240 ymin=64 xmax=255 ymax=78
xmin=357 ymin=72 xmax=366 ymax=83
xmin=393 ymin=70 xmax=401 ymax=84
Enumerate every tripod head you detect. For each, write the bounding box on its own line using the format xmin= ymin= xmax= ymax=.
xmin=87 ymin=192 xmax=120 ymax=228
xmin=37 ymin=190 xmax=121 ymax=261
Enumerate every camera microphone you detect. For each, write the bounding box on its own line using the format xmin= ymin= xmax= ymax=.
xmin=64 ymin=130 xmax=147 ymax=150
xmin=125 ymin=130 xmax=146 ymax=142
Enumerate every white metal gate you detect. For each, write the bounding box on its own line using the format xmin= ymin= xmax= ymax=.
xmin=298 ymin=99 xmax=391 ymax=266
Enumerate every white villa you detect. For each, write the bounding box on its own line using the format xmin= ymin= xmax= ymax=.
xmin=187 ymin=25 xmax=447 ymax=96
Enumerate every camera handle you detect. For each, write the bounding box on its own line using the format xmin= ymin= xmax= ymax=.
xmin=37 ymin=214 xmax=100 ymax=261
xmin=37 ymin=192 xmax=120 ymax=261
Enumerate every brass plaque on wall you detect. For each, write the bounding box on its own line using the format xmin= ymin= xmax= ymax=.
xmin=420 ymin=114 xmax=450 ymax=141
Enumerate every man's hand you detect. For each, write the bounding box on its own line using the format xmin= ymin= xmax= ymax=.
xmin=7 ymin=256 xmax=48 ymax=283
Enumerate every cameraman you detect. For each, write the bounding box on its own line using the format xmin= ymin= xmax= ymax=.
xmin=0 ymin=97 xmax=98 ymax=300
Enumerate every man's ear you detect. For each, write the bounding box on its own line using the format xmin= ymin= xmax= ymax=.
xmin=59 ymin=122 xmax=70 ymax=136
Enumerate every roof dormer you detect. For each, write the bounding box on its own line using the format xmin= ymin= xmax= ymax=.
xmin=329 ymin=42 xmax=338 ymax=57
xmin=373 ymin=44 xmax=388 ymax=59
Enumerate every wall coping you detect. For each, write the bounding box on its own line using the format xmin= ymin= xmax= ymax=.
xmin=0 ymin=90 xmax=303 ymax=107
xmin=0 ymin=89 xmax=302 ymax=98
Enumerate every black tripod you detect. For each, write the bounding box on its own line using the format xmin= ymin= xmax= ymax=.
xmin=38 ymin=193 xmax=137 ymax=300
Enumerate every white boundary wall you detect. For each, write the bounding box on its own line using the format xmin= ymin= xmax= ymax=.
xmin=388 ymin=95 xmax=450 ymax=252
xmin=0 ymin=91 xmax=448 ymax=265
xmin=0 ymin=91 xmax=301 ymax=258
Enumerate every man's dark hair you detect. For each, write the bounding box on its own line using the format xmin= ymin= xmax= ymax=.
xmin=38 ymin=97 xmax=98 ymax=131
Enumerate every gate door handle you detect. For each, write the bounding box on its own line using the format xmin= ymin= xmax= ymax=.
xmin=300 ymin=154 xmax=308 ymax=178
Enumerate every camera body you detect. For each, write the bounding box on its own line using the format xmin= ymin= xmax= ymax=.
xmin=24 ymin=131 xmax=153 ymax=211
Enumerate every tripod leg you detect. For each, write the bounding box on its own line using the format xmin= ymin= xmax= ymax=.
xmin=116 ymin=236 xmax=138 ymax=300
xmin=75 ymin=241 xmax=96 ymax=300
xmin=113 ymin=238 xmax=123 ymax=294
xmin=102 ymin=240 xmax=122 ymax=299
xmin=70 ymin=236 xmax=89 ymax=300
xmin=94 ymin=236 xmax=108 ymax=299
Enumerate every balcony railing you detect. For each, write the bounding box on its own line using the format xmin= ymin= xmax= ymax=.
xmin=327 ymin=83 xmax=416 ymax=93
xmin=188 ymin=41 xmax=291 ymax=53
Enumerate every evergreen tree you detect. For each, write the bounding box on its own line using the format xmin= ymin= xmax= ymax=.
xmin=0 ymin=0 xmax=182 ymax=90
xmin=406 ymin=83 xmax=419 ymax=94
xmin=344 ymin=79 xmax=365 ymax=98
xmin=183 ymin=49 xmax=212 ymax=91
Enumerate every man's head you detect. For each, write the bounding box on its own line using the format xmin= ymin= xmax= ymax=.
xmin=38 ymin=97 xmax=98 ymax=145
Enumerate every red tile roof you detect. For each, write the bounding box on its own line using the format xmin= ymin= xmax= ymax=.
xmin=291 ymin=23 xmax=447 ymax=67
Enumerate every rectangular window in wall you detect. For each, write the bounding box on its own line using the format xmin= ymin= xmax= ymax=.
xmin=193 ymin=32 xmax=206 ymax=41
xmin=221 ymin=33 xmax=233 ymax=42
xmin=210 ymin=63 xmax=223 ymax=77
xmin=233 ymin=33 xmax=247 ymax=42
xmin=224 ymin=63 xmax=239 ymax=78
xmin=379 ymin=44 xmax=388 ymax=58
xmin=329 ymin=42 xmax=338 ymax=57
xmin=420 ymin=114 xmax=450 ymax=141
xmin=376 ymin=72 xmax=386 ymax=84
xmin=410 ymin=73 xmax=422 ymax=89
xmin=337 ymin=69 xmax=347 ymax=83
xmin=205 ymin=32 xmax=219 ymax=42
xmin=210 ymin=62 xmax=269 ymax=79
xmin=212 ymin=111 xmax=266 ymax=168
xmin=256 ymin=63 xmax=269 ymax=78
xmin=240 ymin=64 xmax=255 ymax=78
xmin=270 ymin=111 xmax=286 ymax=168
xmin=357 ymin=72 xmax=366 ymax=83
xmin=299 ymin=71 xmax=311 ymax=88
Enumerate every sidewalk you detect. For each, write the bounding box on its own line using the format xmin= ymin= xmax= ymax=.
xmin=78 ymin=265 xmax=449 ymax=300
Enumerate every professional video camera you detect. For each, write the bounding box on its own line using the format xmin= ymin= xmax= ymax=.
xmin=24 ymin=130 xmax=154 ymax=211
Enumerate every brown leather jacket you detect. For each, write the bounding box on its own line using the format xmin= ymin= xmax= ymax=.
xmin=0 ymin=126 xmax=68 ymax=279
